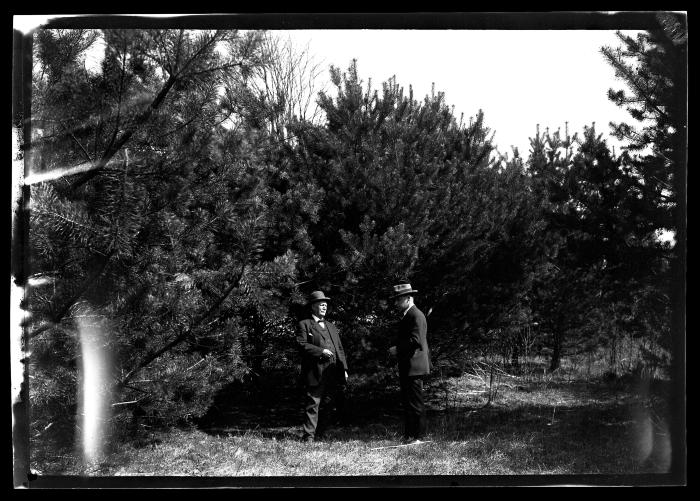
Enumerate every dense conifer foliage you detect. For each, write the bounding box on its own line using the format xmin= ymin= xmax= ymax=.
xmin=19 ymin=23 xmax=684 ymax=436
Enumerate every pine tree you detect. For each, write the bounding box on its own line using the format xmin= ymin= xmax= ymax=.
xmin=601 ymin=13 xmax=686 ymax=476
xmin=527 ymin=121 xmax=672 ymax=373
xmin=283 ymin=61 xmax=550 ymax=370
xmin=26 ymin=28 xmax=303 ymax=430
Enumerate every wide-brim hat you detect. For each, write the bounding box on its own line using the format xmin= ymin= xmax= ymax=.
xmin=307 ymin=290 xmax=331 ymax=305
xmin=390 ymin=283 xmax=419 ymax=299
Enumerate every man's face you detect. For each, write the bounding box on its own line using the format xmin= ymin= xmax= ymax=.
xmin=394 ymin=296 xmax=409 ymax=312
xmin=311 ymin=301 xmax=327 ymax=318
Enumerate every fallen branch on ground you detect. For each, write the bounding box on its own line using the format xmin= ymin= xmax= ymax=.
xmin=369 ymin=440 xmax=433 ymax=450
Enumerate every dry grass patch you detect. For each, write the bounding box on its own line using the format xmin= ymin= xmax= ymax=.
xmin=30 ymin=370 xmax=673 ymax=479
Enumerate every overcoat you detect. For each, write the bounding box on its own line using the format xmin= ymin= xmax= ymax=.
xmin=395 ymin=305 xmax=431 ymax=377
xmin=296 ymin=318 xmax=348 ymax=387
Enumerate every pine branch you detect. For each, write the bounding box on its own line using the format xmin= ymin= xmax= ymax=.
xmin=116 ymin=258 xmax=249 ymax=387
xmin=28 ymin=251 xmax=114 ymax=340
xmin=67 ymin=130 xmax=95 ymax=166
xmin=67 ymin=31 xmax=247 ymax=192
xmin=69 ymin=74 xmax=178 ymax=191
xmin=601 ymin=47 xmax=670 ymax=125
xmin=105 ymin=40 xmax=129 ymax=155
xmin=35 ymin=207 xmax=97 ymax=239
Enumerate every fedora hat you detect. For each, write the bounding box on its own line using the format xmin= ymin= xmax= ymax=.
xmin=307 ymin=290 xmax=331 ymax=305
xmin=390 ymin=283 xmax=418 ymax=299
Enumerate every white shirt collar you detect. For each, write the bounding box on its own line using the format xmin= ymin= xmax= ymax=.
xmin=312 ymin=314 xmax=325 ymax=323
xmin=402 ymin=304 xmax=413 ymax=317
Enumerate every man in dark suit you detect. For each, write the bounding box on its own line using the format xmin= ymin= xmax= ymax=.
xmin=388 ymin=283 xmax=431 ymax=444
xmin=296 ymin=290 xmax=348 ymax=443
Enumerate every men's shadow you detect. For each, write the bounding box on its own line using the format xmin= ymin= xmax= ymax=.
xmin=196 ymin=370 xmax=298 ymax=438
xmin=196 ymin=369 xmax=406 ymax=442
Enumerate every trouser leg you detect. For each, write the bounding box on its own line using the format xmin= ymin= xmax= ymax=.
xmin=333 ymin=382 xmax=346 ymax=424
xmin=303 ymin=364 xmax=347 ymax=440
xmin=400 ymin=375 xmax=426 ymax=439
xmin=412 ymin=377 xmax=426 ymax=438
xmin=317 ymin=384 xmax=333 ymax=436
xmin=303 ymin=366 xmax=342 ymax=439
xmin=302 ymin=386 xmax=322 ymax=440
xmin=400 ymin=375 xmax=411 ymax=438
xmin=318 ymin=367 xmax=346 ymax=434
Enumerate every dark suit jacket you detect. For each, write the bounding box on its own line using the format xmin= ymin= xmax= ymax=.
xmin=296 ymin=318 xmax=348 ymax=386
xmin=395 ymin=305 xmax=431 ymax=377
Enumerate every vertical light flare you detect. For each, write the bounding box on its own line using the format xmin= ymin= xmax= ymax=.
xmin=76 ymin=312 xmax=112 ymax=466
xmin=632 ymin=378 xmax=673 ymax=472
xmin=634 ymin=412 xmax=654 ymax=463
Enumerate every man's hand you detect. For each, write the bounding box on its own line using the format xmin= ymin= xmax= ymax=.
xmin=322 ymin=348 xmax=333 ymax=358
xmin=388 ymin=346 xmax=397 ymax=356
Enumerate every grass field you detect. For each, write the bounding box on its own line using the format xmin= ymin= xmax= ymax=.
xmin=28 ymin=360 xmax=675 ymax=483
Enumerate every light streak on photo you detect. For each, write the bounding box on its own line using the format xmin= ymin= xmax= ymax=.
xmin=76 ymin=309 xmax=113 ymax=466
xmin=24 ymin=162 xmax=97 ymax=186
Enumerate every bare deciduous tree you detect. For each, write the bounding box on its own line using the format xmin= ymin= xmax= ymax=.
xmin=245 ymin=32 xmax=328 ymax=140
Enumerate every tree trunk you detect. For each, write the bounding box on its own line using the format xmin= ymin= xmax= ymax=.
xmin=511 ymin=342 xmax=520 ymax=369
xmin=549 ymin=331 xmax=561 ymax=372
xmin=608 ymin=327 xmax=618 ymax=376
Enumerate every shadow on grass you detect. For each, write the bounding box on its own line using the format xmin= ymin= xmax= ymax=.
xmin=196 ymin=369 xmax=671 ymax=474
xmin=197 ymin=369 xmax=407 ymax=441
xmin=437 ymin=398 xmax=670 ymax=473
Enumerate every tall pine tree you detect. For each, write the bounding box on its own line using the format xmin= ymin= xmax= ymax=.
xmin=601 ymin=13 xmax=686 ymax=478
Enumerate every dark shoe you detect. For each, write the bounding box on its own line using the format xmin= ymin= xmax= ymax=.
xmin=302 ymin=436 xmax=314 ymax=443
